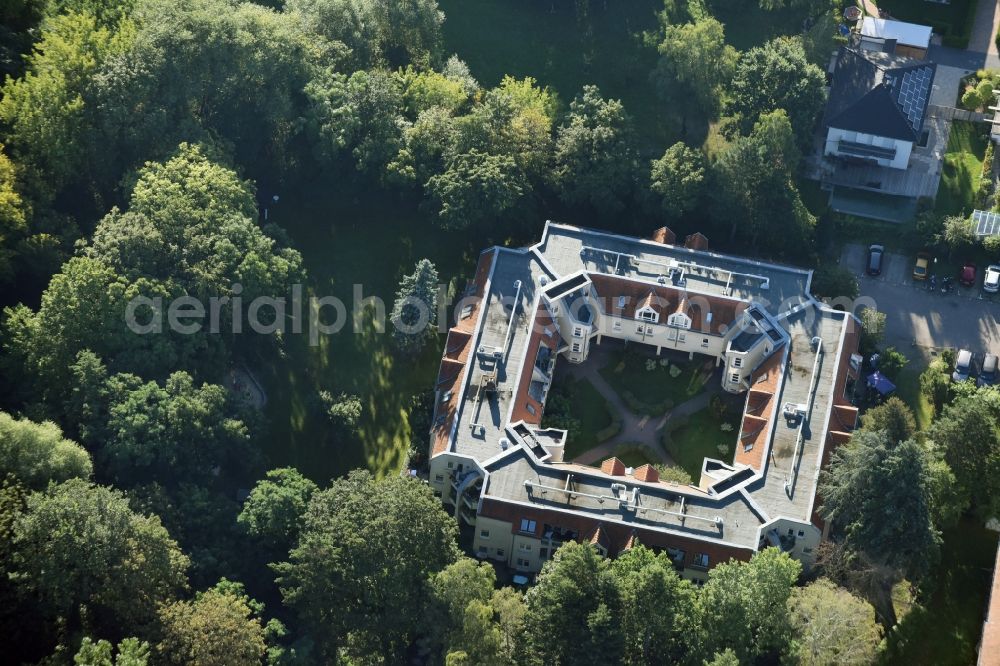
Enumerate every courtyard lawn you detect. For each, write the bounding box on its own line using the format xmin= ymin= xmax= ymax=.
xmin=259 ymin=173 xmax=511 ymax=483
xmin=438 ymin=0 xmax=676 ymax=152
xmin=599 ymin=348 xmax=714 ymax=416
xmin=937 ymin=120 xmax=989 ymax=217
xmin=664 ymin=407 xmax=740 ymax=480
xmin=613 ymin=443 xmax=657 ymax=469
xmin=550 ymin=376 xmax=618 ymax=461
xmin=881 ymin=517 xmax=998 ymax=665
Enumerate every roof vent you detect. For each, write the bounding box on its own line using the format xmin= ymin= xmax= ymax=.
xmin=499 ymin=438 xmax=509 ymax=450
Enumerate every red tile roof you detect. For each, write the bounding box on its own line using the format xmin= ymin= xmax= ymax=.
xmin=651 ymin=226 xmax=677 ymax=245
xmin=600 ymin=457 xmax=626 ymax=476
xmin=632 ymin=464 xmax=660 ymax=483
xmin=684 ymin=232 xmax=709 ymax=251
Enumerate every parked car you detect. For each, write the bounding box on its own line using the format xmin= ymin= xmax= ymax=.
xmin=952 ymin=349 xmax=974 ymax=382
xmin=960 ymin=262 xmax=977 ymax=287
xmin=978 ymin=354 xmax=998 ymax=387
xmin=912 ymin=252 xmax=931 ymax=281
xmin=985 ymin=265 xmax=1000 ymax=293
xmin=866 ymin=244 xmax=884 ymax=276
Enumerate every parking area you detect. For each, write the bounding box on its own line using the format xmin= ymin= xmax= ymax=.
xmin=841 ymin=243 xmax=1000 ymax=355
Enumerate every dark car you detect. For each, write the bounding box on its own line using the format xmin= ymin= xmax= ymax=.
xmin=866 ymin=244 xmax=885 ymax=276
xmin=960 ymin=262 xmax=977 ymax=287
xmin=952 ymin=349 xmax=974 ymax=383
xmin=979 ymin=354 xmax=998 ymax=387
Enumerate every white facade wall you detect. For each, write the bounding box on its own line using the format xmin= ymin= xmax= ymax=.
xmin=824 ymin=127 xmax=913 ymax=170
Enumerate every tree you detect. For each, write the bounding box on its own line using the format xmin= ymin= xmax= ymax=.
xmin=860 ymin=396 xmax=916 ymax=445
xmin=819 ymin=431 xmax=941 ymax=580
xmin=157 ymin=583 xmax=267 ymax=666
xmin=927 ymin=389 xmax=1000 ymax=517
xmin=610 ymin=545 xmax=699 ymax=665
xmin=711 ymin=109 xmax=814 ymax=255
xmin=920 ymin=356 xmax=953 ymax=415
xmin=237 ymin=467 xmax=318 ymax=552
xmin=787 ymin=579 xmax=881 ymax=666
xmin=9 ymin=479 xmax=189 ymax=631
xmin=857 ymin=307 xmax=886 ymax=355
xmin=941 ymin=214 xmax=975 ymax=254
xmin=810 ymin=264 xmax=859 ymax=300
xmin=0 ymin=11 xmax=128 ymax=196
xmin=552 ymin=86 xmax=636 ymax=214
xmin=427 ymin=150 xmax=527 ymax=228
xmin=390 ymin=259 xmax=440 ymax=354
xmin=428 ymin=557 xmax=496 ymax=657
xmin=703 ymin=650 xmax=739 ymax=666
xmin=698 ymin=548 xmax=800 ymax=663
xmin=74 ymin=637 xmax=150 ymax=666
xmin=286 ymin=0 xmax=443 ymax=69
xmin=99 ymin=371 xmax=252 ymax=486
xmin=0 ymin=144 xmax=27 ymax=283
xmin=275 ymin=470 xmax=458 ymax=660
xmin=0 ymin=411 xmax=92 ymax=488
xmin=524 ymin=541 xmax=623 ymax=666
xmin=649 ymin=142 xmax=705 ymax=218
xmin=305 ymin=68 xmax=406 ymax=173
xmin=726 ymin=38 xmax=826 ymax=148
xmin=651 ymin=18 xmax=737 ymax=129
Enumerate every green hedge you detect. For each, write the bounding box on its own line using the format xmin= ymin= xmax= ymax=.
xmin=595 ymin=418 xmax=623 ymax=443
xmin=620 ymin=390 xmax=674 ymax=417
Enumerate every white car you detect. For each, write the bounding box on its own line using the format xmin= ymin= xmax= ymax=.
xmin=984 ymin=265 xmax=1000 ymax=293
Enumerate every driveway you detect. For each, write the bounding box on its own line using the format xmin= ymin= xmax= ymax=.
xmin=841 ymin=244 xmax=1000 ymax=355
xmin=928 ymin=0 xmax=1000 ymax=70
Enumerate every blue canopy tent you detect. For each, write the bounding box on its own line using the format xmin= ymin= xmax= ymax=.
xmin=866 ymin=371 xmax=896 ymax=397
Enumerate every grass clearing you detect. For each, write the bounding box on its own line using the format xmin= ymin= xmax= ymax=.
xmin=937 ymin=120 xmax=988 ymax=217
xmin=259 ymin=174 xmax=499 ymax=483
xmin=599 ymin=348 xmax=713 ymax=416
xmin=438 ymin=0 xmax=675 ymax=152
xmin=664 ymin=406 xmax=740 ymax=480
xmin=881 ymin=516 xmax=998 ymax=665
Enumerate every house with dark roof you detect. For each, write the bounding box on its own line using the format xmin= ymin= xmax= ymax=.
xmin=823 ymin=45 xmax=935 ymax=171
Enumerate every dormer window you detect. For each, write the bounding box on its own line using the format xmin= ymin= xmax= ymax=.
xmin=636 ymin=307 xmax=658 ymax=323
xmin=667 ymin=312 xmax=691 ymax=329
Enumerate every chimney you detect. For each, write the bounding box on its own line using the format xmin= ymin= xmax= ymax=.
xmin=632 ymin=464 xmax=659 ymax=483
xmin=600 ymin=457 xmax=626 ymax=476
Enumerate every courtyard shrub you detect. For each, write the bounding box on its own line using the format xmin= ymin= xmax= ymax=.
xmin=655 ymin=464 xmax=694 ymax=485
xmin=595 ymin=418 xmax=623 ymax=443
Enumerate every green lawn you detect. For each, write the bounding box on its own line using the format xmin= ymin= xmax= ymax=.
xmin=438 ymin=0 xmax=677 ymax=152
xmin=258 ymin=173 xmax=514 ymax=483
xmin=882 ymin=517 xmax=998 ymax=665
xmin=894 ymin=356 xmax=934 ymax=431
xmin=599 ymin=348 xmax=713 ymax=415
xmin=876 ymin=0 xmax=976 ymax=48
xmin=937 ymin=120 xmax=988 ymax=217
xmin=549 ymin=376 xmax=617 ymax=461
xmin=664 ymin=407 xmax=740 ymax=480
xmin=613 ymin=444 xmax=657 ymax=469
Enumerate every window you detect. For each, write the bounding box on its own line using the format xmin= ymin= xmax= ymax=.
xmin=497 ymin=549 xmax=505 ymax=557
xmin=692 ymin=553 xmax=710 ymax=569
xmin=480 ymin=530 xmax=490 ymax=539
xmin=677 ymin=333 xmax=685 ymax=342
xmin=702 ymin=338 xmax=709 ymax=348
xmin=447 ymin=461 xmax=454 ymax=469
xmin=540 ymin=548 xmax=549 ymax=559
xmin=730 ymin=373 xmax=740 ymax=384
xmin=733 ymin=357 xmax=742 ymax=368
xmin=519 ymin=543 xmax=532 ymax=552
xmin=636 ymin=324 xmax=645 ymax=334
xmin=433 ymin=490 xmax=442 ymax=498
xmin=477 ymin=545 xmax=487 ymax=555
xmin=645 ymin=325 xmax=654 ymax=335
xmin=435 ymin=474 xmax=444 ymax=482
xmin=571 ymin=342 xmax=581 ymax=353
xmin=519 ymin=518 xmax=537 ymax=534
xmin=797 ymin=530 xmax=805 ymax=538
xmin=638 ymin=309 xmax=657 ymax=322
xmin=516 ymin=558 xmax=529 ymax=567
xmin=613 ymin=320 xmax=622 ymax=331
xmin=803 ymin=547 xmax=813 ymax=554
xmin=573 ymin=326 xmax=583 ymax=337
xmin=787 ymin=528 xmax=794 ymax=537
xmin=526 ymin=403 xmax=536 ymax=416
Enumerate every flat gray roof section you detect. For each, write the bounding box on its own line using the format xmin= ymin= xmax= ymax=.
xmin=482 ymin=449 xmax=765 ymax=549
xmin=450 ymin=250 xmax=549 ymax=461
xmin=534 ymin=223 xmax=812 ymax=316
xmin=747 ymin=307 xmax=849 ymax=524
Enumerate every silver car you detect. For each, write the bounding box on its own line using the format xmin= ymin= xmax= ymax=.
xmin=979 ymin=354 xmax=998 ymax=387
xmin=952 ymin=349 xmax=973 ymax=382
xmin=984 ymin=265 xmax=1000 ymax=293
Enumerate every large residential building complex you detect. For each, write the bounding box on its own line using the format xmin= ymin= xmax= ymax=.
xmin=427 ymin=223 xmax=861 ymax=582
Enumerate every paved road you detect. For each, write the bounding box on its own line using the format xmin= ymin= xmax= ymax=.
xmin=842 ymin=244 xmax=1000 ymax=356
xmin=927 ymin=0 xmax=1000 ymax=70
